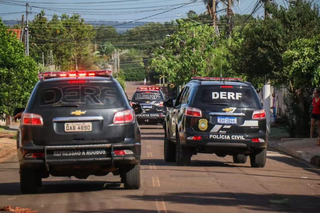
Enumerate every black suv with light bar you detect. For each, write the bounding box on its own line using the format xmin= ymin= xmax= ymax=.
xmin=163 ymin=77 xmax=267 ymax=167
xmin=131 ymin=86 xmax=166 ymax=124
xmin=15 ymin=70 xmax=143 ymax=193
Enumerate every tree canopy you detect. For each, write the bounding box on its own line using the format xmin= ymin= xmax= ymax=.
xmin=0 ymin=19 xmax=38 ymax=119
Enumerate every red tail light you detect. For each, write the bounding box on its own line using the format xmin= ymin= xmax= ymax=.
xmin=252 ymin=109 xmax=266 ymax=119
xmin=114 ymin=150 xmax=126 ymax=155
xmin=159 ymin=102 xmax=164 ymax=106
xmin=185 ymin=107 xmax=202 ymax=117
xmin=251 ymin=138 xmax=260 ymax=143
xmin=32 ymin=152 xmax=45 ymax=158
xmin=22 ymin=113 xmax=43 ymax=126
xmin=193 ymin=136 xmax=202 ymax=140
xmin=220 ymin=85 xmax=233 ymax=88
xmin=68 ymin=80 xmax=86 ymax=84
xmin=113 ymin=109 xmax=134 ymax=124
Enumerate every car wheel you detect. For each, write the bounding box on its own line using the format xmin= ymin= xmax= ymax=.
xmin=233 ymin=154 xmax=248 ymax=163
xmin=20 ymin=168 xmax=38 ymax=194
xmin=175 ymin=133 xmax=191 ymax=166
xmin=123 ymin=164 xmax=141 ymax=189
xmin=250 ymin=149 xmax=267 ymax=168
xmin=164 ymin=133 xmax=176 ymax=162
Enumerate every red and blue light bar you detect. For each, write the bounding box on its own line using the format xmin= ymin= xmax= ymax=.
xmin=39 ymin=70 xmax=112 ymax=80
xmin=137 ymin=86 xmax=160 ymax=91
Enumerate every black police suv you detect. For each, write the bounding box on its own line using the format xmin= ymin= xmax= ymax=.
xmin=131 ymin=86 xmax=166 ymax=124
xmin=163 ymin=77 xmax=267 ymax=167
xmin=15 ymin=70 xmax=143 ymax=193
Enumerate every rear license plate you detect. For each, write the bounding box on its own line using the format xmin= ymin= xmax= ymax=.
xmin=52 ymin=149 xmax=106 ymax=157
xmin=217 ymin=116 xmax=237 ymax=124
xmin=142 ymin=105 xmax=152 ymax=109
xmin=64 ymin=122 xmax=92 ymax=132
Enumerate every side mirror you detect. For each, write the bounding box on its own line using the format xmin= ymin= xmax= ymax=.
xmin=164 ymin=98 xmax=174 ymax=107
xmin=132 ymin=104 xmax=143 ymax=114
xmin=13 ymin=108 xmax=25 ymax=120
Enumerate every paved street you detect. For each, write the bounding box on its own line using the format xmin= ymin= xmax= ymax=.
xmin=0 ymin=82 xmax=319 ymax=213
xmin=0 ymin=124 xmax=320 ymax=212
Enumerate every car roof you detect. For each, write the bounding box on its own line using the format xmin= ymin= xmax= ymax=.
xmin=188 ymin=80 xmax=252 ymax=87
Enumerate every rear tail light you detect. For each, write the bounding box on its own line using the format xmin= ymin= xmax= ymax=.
xmin=185 ymin=107 xmax=202 ymax=117
xmin=252 ymin=109 xmax=266 ymax=119
xmin=113 ymin=109 xmax=134 ymax=124
xmin=159 ymin=102 xmax=164 ymax=106
xmin=251 ymin=138 xmax=265 ymax=143
xmin=220 ymin=85 xmax=233 ymax=88
xmin=22 ymin=113 xmax=43 ymax=126
xmin=113 ymin=150 xmax=134 ymax=155
xmin=187 ymin=136 xmax=202 ymax=140
xmin=25 ymin=152 xmax=45 ymax=158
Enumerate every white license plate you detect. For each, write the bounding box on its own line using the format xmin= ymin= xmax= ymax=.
xmin=64 ymin=122 xmax=92 ymax=132
xmin=53 ymin=149 xmax=106 ymax=157
xmin=217 ymin=116 xmax=237 ymax=124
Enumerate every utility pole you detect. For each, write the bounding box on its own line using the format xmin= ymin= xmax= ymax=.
xmin=20 ymin=15 xmax=24 ymax=42
xmin=264 ymin=0 xmax=270 ymax=19
xmin=227 ymin=0 xmax=232 ymax=38
xmin=212 ymin=0 xmax=216 ymax=27
xmin=25 ymin=3 xmax=29 ymax=56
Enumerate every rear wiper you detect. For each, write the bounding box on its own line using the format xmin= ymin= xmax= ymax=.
xmin=208 ymin=103 xmax=229 ymax=106
xmin=52 ymin=104 xmax=79 ymax=107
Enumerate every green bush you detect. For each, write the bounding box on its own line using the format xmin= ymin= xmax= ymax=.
xmin=116 ymin=77 xmax=126 ymax=90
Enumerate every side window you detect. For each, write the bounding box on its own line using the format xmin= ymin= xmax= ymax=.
xmin=181 ymin=87 xmax=190 ymax=104
xmin=175 ymin=87 xmax=187 ymax=107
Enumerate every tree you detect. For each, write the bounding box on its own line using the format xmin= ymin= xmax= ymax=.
xmin=29 ymin=12 xmax=96 ymax=71
xmin=229 ymin=1 xmax=320 ymax=136
xmin=0 ymin=19 xmax=38 ymax=120
xmin=149 ymin=19 xmax=237 ymax=86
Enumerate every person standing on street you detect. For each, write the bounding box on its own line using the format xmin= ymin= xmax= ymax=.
xmin=310 ymin=88 xmax=320 ymax=146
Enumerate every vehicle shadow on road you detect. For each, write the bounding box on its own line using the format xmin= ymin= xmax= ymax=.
xmin=72 ymin=210 xmax=180 ymax=213
xmin=0 ymin=180 xmax=126 ymax=195
xmin=125 ymin=192 xmax=320 ymax=212
xmin=141 ymin=159 xmax=237 ymax=168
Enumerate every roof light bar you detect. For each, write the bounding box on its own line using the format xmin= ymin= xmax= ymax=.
xmin=192 ymin=77 xmax=242 ymax=81
xmin=137 ymin=86 xmax=160 ymax=91
xmin=39 ymin=70 xmax=112 ymax=80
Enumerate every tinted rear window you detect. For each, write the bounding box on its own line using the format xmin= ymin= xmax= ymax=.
xmin=31 ymin=81 xmax=124 ymax=109
xmin=193 ymin=85 xmax=261 ymax=108
xmin=132 ymin=91 xmax=163 ymax=102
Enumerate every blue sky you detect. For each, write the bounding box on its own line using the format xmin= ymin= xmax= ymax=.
xmin=0 ymin=0 xmax=290 ymax=23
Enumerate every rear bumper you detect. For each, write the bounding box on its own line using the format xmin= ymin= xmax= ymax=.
xmin=180 ymin=131 xmax=267 ymax=151
xmin=18 ymin=142 xmax=141 ymax=169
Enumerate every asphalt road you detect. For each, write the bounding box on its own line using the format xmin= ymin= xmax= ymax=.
xmin=0 ymin=82 xmax=319 ymax=213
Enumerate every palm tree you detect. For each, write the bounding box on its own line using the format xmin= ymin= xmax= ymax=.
xmin=203 ymin=0 xmax=240 ymax=23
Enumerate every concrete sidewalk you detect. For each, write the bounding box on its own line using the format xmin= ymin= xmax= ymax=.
xmin=268 ymin=126 xmax=320 ymax=167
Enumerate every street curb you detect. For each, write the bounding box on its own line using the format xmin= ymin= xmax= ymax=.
xmin=274 ymin=143 xmax=320 ymax=167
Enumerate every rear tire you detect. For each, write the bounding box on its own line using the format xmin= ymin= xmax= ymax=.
xmin=175 ymin=134 xmax=191 ymax=166
xmin=164 ymin=132 xmax=176 ymax=162
xmin=250 ymin=149 xmax=267 ymax=168
xmin=233 ymin=154 xmax=248 ymax=164
xmin=123 ymin=164 xmax=141 ymax=189
xmin=20 ymin=168 xmax=38 ymax=194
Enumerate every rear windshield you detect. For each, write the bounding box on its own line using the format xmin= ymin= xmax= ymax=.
xmin=193 ymin=85 xmax=261 ymax=108
xmin=132 ymin=91 xmax=163 ymax=102
xmin=31 ymin=81 xmax=124 ymax=109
